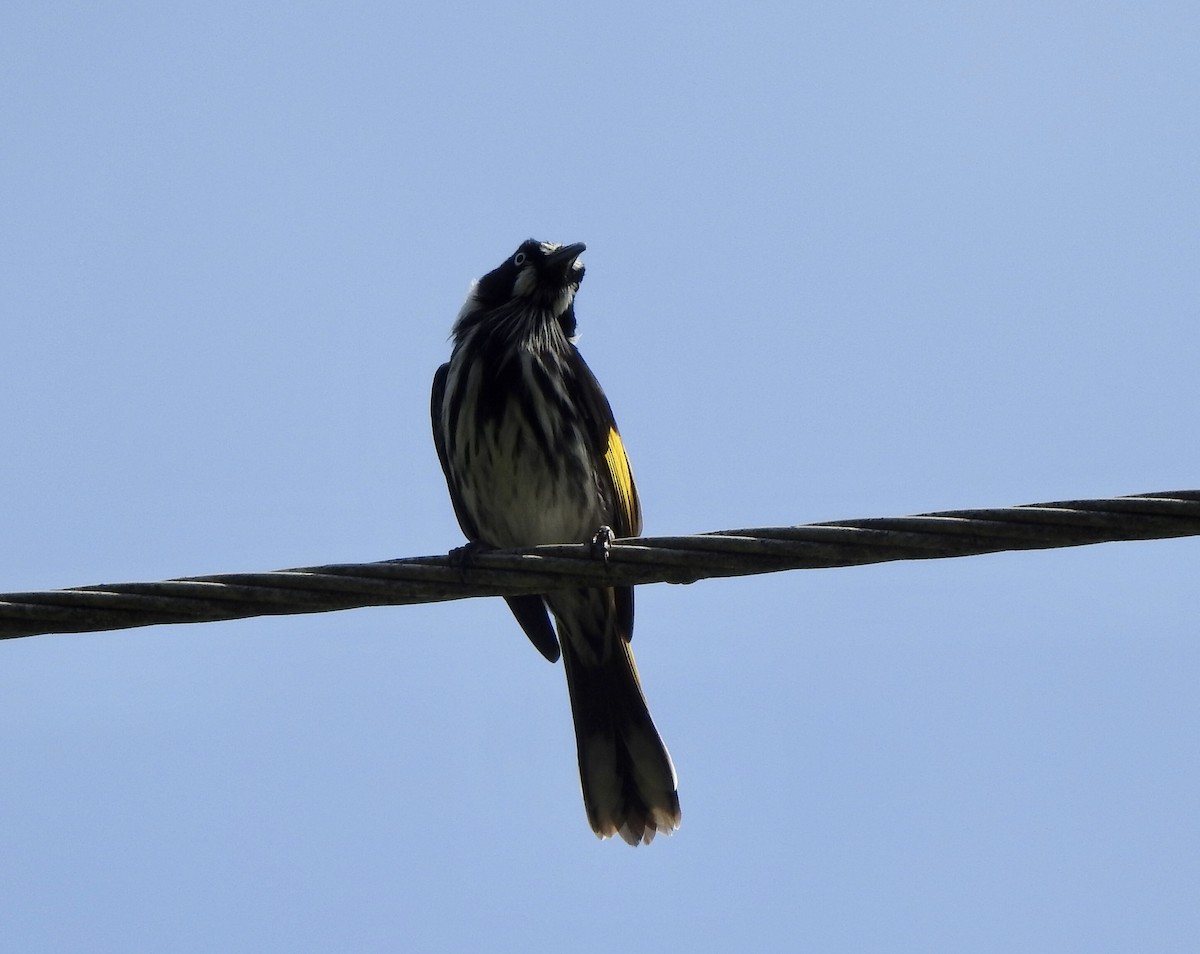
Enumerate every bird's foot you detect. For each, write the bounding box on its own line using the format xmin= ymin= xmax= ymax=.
xmin=447 ymin=541 xmax=487 ymax=580
xmin=589 ymin=525 xmax=616 ymax=563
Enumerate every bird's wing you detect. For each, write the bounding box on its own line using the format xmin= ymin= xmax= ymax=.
xmin=569 ymin=351 xmax=642 ymax=538
xmin=431 ymin=361 xmax=480 ymax=541
xmin=569 ymin=348 xmax=642 ymax=641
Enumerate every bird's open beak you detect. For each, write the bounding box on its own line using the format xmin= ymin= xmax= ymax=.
xmin=545 ymin=242 xmax=586 ymax=277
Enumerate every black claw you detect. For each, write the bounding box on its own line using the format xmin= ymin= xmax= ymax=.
xmin=448 ymin=542 xmax=486 ymax=580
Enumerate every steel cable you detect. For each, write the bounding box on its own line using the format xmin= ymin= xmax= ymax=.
xmin=2 ymin=490 xmax=1197 ymax=640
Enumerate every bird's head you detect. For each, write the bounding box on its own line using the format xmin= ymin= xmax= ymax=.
xmin=453 ymin=240 xmax=587 ymax=341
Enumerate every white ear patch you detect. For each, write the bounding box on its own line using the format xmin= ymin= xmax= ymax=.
xmin=513 ymin=265 xmax=537 ymax=298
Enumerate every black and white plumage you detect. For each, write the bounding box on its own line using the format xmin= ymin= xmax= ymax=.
xmin=431 ymin=239 xmax=680 ymax=844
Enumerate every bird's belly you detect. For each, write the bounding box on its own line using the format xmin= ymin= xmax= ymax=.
xmin=458 ymin=424 xmax=602 ymax=548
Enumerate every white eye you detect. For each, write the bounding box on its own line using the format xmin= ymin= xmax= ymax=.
xmin=513 ymin=252 xmax=527 ymax=267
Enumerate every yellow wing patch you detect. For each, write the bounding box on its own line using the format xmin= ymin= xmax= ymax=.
xmin=604 ymin=426 xmax=642 ymax=537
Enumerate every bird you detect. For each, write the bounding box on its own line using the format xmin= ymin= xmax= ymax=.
xmin=430 ymin=239 xmax=680 ymax=844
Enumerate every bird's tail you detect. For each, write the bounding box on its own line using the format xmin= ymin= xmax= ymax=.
xmin=552 ymin=590 xmax=680 ymax=845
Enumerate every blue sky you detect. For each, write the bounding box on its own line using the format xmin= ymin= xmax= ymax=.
xmin=3 ymin=2 xmax=1198 ymax=951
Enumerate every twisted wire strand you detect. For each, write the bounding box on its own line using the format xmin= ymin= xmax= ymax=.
xmin=2 ymin=490 xmax=1197 ymax=640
